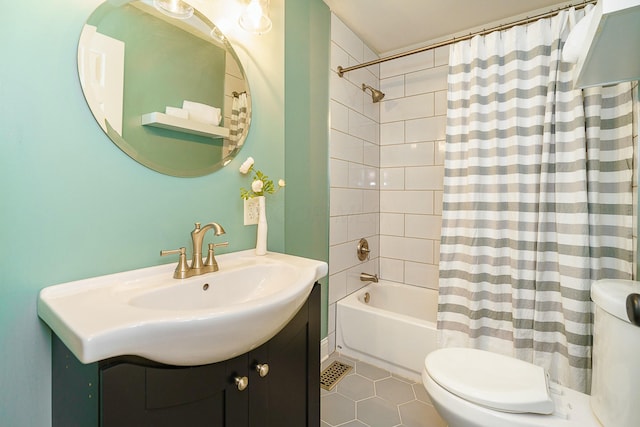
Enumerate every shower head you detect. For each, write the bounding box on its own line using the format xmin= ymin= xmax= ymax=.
xmin=362 ymin=84 xmax=385 ymax=103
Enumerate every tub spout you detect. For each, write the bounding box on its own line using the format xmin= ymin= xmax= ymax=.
xmin=360 ymin=272 xmax=378 ymax=283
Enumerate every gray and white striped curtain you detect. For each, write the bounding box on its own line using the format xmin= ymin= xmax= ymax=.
xmin=438 ymin=7 xmax=634 ymax=393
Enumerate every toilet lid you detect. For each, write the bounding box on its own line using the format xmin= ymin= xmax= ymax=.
xmin=425 ymin=348 xmax=554 ymax=414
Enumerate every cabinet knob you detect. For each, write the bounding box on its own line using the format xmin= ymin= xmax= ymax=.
xmin=235 ymin=376 xmax=249 ymax=391
xmin=255 ymin=363 xmax=270 ymax=377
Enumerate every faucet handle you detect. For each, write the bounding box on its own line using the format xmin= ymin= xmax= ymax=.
xmin=160 ymin=247 xmax=190 ymax=279
xmin=204 ymin=242 xmax=229 ymax=271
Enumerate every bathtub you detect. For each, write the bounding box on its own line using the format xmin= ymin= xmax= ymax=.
xmin=336 ymin=280 xmax=439 ymax=382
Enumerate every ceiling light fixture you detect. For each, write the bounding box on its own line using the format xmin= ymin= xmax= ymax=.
xmin=153 ymin=0 xmax=194 ymax=20
xmin=239 ymin=0 xmax=272 ymax=35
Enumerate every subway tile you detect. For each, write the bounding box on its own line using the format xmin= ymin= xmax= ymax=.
xmin=331 ymin=188 xmax=364 ymax=216
xmin=405 ymin=215 xmax=442 ymax=240
xmin=328 ymin=271 xmax=347 ymax=304
xmin=348 ymin=65 xmax=378 ymax=97
xmin=380 ymin=191 xmax=433 ymax=214
xmin=349 ymin=109 xmax=378 ymax=143
xmin=381 ymin=93 xmax=435 ymax=123
xmin=348 ymin=213 xmax=379 ymax=241
xmin=331 ymin=41 xmax=350 ymax=77
xmin=348 ymin=162 xmax=366 ymax=189
xmin=380 ymin=257 xmax=404 ymax=282
xmin=380 ymin=122 xmax=405 ymax=145
xmin=330 ymin=215 xmax=349 ymax=245
xmin=329 ymin=241 xmax=359 ymax=275
xmin=405 ymin=166 xmax=444 ymax=190
xmin=380 ymin=236 xmax=433 ymax=263
xmin=349 ymin=163 xmax=378 ymax=190
xmin=331 ymin=72 xmax=363 ymax=112
xmin=380 ymin=142 xmax=434 ymax=168
xmin=368 ymin=234 xmax=381 ymax=259
xmin=381 ymin=75 xmax=405 ymax=100
xmin=346 ymin=260 xmax=378 ymax=294
xmin=405 ymin=66 xmax=448 ymax=96
xmin=363 ymin=142 xmax=380 ymax=167
xmin=434 ymin=191 xmax=443 ymax=215
xmin=331 ymin=129 xmax=363 ymax=163
xmin=330 ymin=158 xmax=349 ymax=188
xmin=380 ymin=50 xmax=434 ymax=79
xmin=434 ymin=90 xmax=448 ymax=116
xmin=434 ymin=239 xmax=441 ymax=265
xmin=331 ymin=13 xmax=363 ymax=62
xmin=381 ymin=167 xmax=405 ymax=190
xmin=380 ymin=213 xmax=404 ymax=236
xmin=363 ymin=44 xmax=380 ymax=78
xmin=434 ymin=45 xmax=449 ymax=67
xmin=330 ymin=100 xmax=349 ymax=133
xmin=435 ymin=140 xmax=446 ymax=165
xmin=362 ymin=95 xmax=381 ymax=123
xmin=405 ymin=262 xmax=439 ymax=290
xmin=363 ymin=189 xmax=380 ymax=214
xmin=406 ymin=116 xmax=446 ymax=142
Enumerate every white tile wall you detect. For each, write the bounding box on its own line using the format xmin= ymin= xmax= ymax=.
xmin=328 ymin=14 xmax=381 ymax=353
xmin=328 ymin=15 xmax=639 ymax=354
xmin=329 ymin=16 xmax=448 ymax=322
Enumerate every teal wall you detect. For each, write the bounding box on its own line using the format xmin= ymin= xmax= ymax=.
xmin=284 ymin=0 xmax=331 ymax=338
xmin=99 ymin=3 xmax=229 ymax=175
xmin=0 ymin=0 xmax=331 ymax=424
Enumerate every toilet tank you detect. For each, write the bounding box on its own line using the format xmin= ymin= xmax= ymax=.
xmin=590 ymin=279 xmax=640 ymax=427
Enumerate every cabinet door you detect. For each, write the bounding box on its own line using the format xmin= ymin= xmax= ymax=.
xmin=101 ymin=355 xmax=249 ymax=427
xmin=248 ymin=283 xmax=320 ymax=427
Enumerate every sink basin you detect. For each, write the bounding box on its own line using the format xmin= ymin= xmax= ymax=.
xmin=37 ymin=250 xmax=328 ymax=366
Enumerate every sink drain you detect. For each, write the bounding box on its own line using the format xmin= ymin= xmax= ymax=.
xmin=320 ymin=360 xmax=353 ymax=390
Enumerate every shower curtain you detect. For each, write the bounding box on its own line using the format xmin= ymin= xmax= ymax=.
xmin=438 ymin=8 xmax=634 ymax=393
xmin=224 ymin=92 xmax=248 ymax=157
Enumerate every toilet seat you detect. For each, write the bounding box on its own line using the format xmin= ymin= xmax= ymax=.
xmin=422 ymin=365 xmax=600 ymax=427
xmin=425 ymin=348 xmax=554 ymax=414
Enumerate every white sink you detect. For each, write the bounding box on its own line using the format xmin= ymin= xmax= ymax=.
xmin=37 ymin=250 xmax=328 ymax=366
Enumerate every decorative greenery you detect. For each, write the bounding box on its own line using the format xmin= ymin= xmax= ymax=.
xmin=239 ymin=157 xmax=285 ymax=200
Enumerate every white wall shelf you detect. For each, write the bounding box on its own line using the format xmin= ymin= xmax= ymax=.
xmin=141 ymin=112 xmax=230 ymax=138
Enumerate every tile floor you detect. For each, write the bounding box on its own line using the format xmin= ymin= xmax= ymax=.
xmin=320 ymin=353 xmax=446 ymax=427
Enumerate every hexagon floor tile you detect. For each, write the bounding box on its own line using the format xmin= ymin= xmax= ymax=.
xmin=321 ymin=352 xmax=446 ymax=427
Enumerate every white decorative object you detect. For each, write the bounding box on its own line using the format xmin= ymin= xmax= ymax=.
xmin=165 ymin=106 xmax=189 ymax=119
xmin=141 ymin=112 xmax=229 ymax=138
xmin=182 ymin=100 xmax=222 ymax=125
xmin=256 ymin=195 xmax=267 ymax=255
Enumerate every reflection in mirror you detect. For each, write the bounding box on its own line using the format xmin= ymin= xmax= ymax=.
xmin=78 ymin=0 xmax=251 ymax=177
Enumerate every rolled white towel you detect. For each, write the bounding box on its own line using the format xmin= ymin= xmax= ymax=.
xmin=165 ymin=106 xmax=189 ymax=119
xmin=182 ymin=100 xmax=221 ymax=125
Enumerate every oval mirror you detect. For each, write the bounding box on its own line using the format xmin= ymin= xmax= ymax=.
xmin=78 ymin=0 xmax=251 ymax=177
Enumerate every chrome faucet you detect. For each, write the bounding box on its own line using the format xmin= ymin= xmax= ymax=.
xmin=161 ymin=222 xmax=228 ymax=279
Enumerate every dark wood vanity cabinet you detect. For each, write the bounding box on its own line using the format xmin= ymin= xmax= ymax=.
xmin=52 ymin=283 xmax=320 ymax=427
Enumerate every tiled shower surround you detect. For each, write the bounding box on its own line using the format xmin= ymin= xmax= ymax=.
xmin=328 ymin=13 xmax=639 ymax=356
xmin=328 ymin=14 xmax=449 ymax=353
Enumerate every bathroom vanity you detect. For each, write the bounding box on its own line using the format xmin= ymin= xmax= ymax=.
xmin=51 ymin=283 xmax=320 ymax=427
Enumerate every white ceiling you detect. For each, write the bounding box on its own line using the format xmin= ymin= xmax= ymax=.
xmin=322 ymin=0 xmax=575 ymax=54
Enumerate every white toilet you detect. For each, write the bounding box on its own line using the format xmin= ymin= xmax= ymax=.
xmin=422 ymin=279 xmax=640 ymax=427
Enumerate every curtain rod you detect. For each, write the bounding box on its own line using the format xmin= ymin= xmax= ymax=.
xmin=337 ymin=0 xmax=597 ymax=77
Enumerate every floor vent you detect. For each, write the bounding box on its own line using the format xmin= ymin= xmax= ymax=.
xmin=320 ymin=361 xmax=353 ymax=391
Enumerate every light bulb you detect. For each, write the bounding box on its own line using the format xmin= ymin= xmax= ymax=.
xmin=239 ymin=0 xmax=272 ymax=34
xmin=153 ymin=0 xmax=194 ymax=20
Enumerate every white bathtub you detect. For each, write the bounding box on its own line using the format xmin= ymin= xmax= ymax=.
xmin=336 ymin=280 xmax=439 ymax=382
